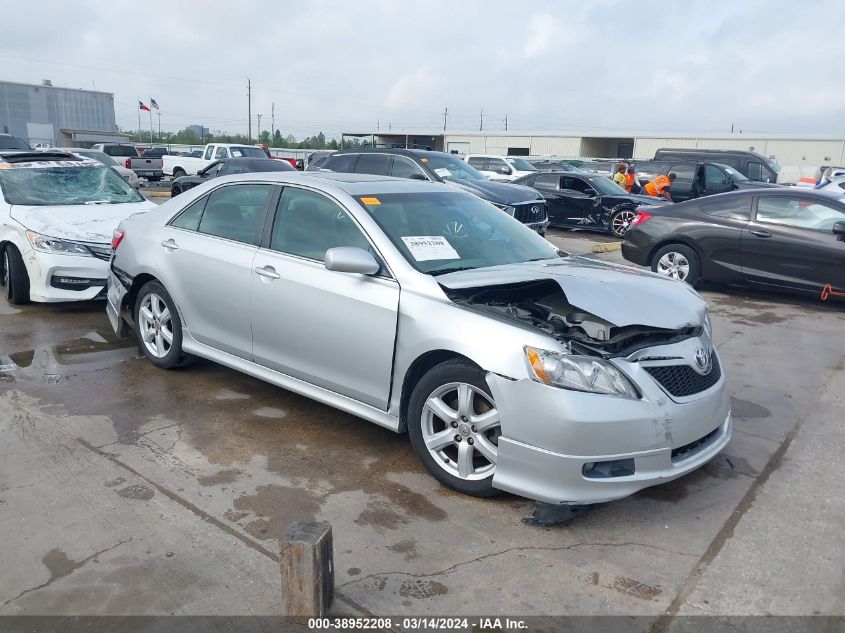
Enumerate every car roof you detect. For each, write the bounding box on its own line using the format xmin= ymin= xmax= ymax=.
xmin=0 ymin=150 xmax=87 ymax=163
xmin=331 ymin=147 xmax=447 ymax=159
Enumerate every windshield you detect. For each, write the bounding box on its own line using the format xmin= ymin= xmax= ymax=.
xmin=0 ymin=136 xmax=29 ymax=150
xmin=724 ymin=166 xmax=748 ymax=182
xmin=764 ymin=157 xmax=780 ymax=173
xmin=76 ymin=150 xmax=117 ymax=166
xmin=507 ymin=158 xmax=537 ymax=171
xmin=229 ymin=146 xmax=266 ymax=158
xmin=356 ymin=191 xmax=562 ymax=274
xmin=422 ymin=154 xmax=486 ymax=181
xmin=587 ymin=175 xmax=628 ymax=195
xmin=0 ymin=164 xmax=144 ymax=205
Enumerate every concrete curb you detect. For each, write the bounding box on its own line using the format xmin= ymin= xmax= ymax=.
xmin=591 ymin=242 xmax=621 ymax=253
xmin=145 ymin=191 xmax=171 ymax=198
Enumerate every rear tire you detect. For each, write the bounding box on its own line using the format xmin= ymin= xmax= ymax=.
xmin=407 ymin=359 xmax=502 ymax=498
xmin=171 ymin=184 xmax=182 ymax=197
xmin=1 ymin=244 xmax=30 ymax=305
xmin=651 ymin=243 xmax=701 ymax=286
xmin=134 ymin=281 xmax=195 ymax=369
xmin=608 ymin=205 xmax=638 ymax=238
xmin=173 ymin=168 xmax=186 ymax=178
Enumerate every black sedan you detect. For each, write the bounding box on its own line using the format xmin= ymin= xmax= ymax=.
xmin=513 ymin=170 xmax=670 ymax=238
xmin=170 ymin=158 xmax=294 ymax=196
xmin=621 ymin=189 xmax=845 ymax=301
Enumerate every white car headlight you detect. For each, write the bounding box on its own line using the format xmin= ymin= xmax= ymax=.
xmin=26 ymin=231 xmax=92 ymax=256
xmin=524 ymin=346 xmax=639 ymax=398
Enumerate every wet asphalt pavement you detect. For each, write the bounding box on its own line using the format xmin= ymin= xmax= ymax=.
xmin=1 ymin=227 xmax=844 ymax=617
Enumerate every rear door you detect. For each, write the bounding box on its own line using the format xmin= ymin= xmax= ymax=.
xmin=250 ymin=185 xmax=399 ymax=409
xmin=741 ymin=194 xmax=845 ymax=294
xmin=156 ymin=183 xmax=276 ymax=358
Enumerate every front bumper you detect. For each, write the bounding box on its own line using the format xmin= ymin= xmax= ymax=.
xmin=21 ymin=248 xmax=109 ymax=302
xmin=486 ymin=347 xmax=732 ymax=504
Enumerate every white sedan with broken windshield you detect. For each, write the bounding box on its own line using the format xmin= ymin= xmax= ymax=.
xmin=0 ymin=150 xmax=155 ymax=304
xmin=107 ymin=172 xmax=731 ymax=506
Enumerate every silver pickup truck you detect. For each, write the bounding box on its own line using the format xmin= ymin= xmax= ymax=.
xmin=90 ymin=144 xmax=163 ymax=182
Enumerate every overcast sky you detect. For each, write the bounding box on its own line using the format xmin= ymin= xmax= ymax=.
xmin=1 ymin=0 xmax=843 ymax=139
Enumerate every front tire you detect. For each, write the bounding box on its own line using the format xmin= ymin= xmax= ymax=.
xmin=408 ymin=360 xmax=502 ymax=497
xmin=608 ymin=205 xmax=637 ymax=238
xmin=173 ymin=168 xmax=186 ymax=178
xmin=651 ymin=243 xmax=701 ymax=285
xmin=171 ymin=184 xmax=182 ymax=197
xmin=1 ymin=244 xmax=30 ymax=305
xmin=134 ymin=281 xmax=194 ymax=369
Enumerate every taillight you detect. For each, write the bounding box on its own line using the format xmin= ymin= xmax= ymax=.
xmin=111 ymin=228 xmax=125 ymax=250
xmin=124 ymin=158 xmax=131 ymax=169
xmin=629 ymin=210 xmax=653 ymax=227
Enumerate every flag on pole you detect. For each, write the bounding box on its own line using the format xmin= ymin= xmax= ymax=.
xmin=150 ymin=98 xmax=159 ymax=110
xmin=139 ymin=100 xmax=151 ymax=112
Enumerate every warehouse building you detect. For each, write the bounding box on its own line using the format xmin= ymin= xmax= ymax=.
xmin=341 ymin=130 xmax=845 ymax=166
xmin=0 ymin=79 xmax=130 ymax=147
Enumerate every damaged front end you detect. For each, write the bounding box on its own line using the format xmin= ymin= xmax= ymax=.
xmin=442 ymin=278 xmax=704 ymax=358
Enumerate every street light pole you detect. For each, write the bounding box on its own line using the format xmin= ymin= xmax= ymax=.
xmin=247 ymin=78 xmax=252 ymax=143
xmin=257 ymin=114 xmax=262 ymax=144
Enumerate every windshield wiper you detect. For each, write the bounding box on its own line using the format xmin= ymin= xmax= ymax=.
xmin=429 ymin=265 xmax=477 ymax=276
xmin=84 ymin=200 xmax=112 ymax=205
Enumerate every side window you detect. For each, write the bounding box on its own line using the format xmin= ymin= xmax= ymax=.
xmin=354 ymin=154 xmax=391 ymax=176
xmin=533 ymin=173 xmax=559 ymax=188
xmin=270 ymin=187 xmax=371 ymax=261
xmin=204 ymin=145 xmax=214 ymax=161
xmin=169 ymin=196 xmax=207 ymax=231
xmin=323 ymin=154 xmax=358 ymax=173
xmin=391 ymin=156 xmax=427 ymax=179
xmin=215 ymin=146 xmax=229 ymax=160
xmin=560 ymin=177 xmax=591 ymax=194
xmin=756 ymin=197 xmax=845 ymax=231
xmin=699 ymin=196 xmax=751 ymax=220
xmin=669 ymin=163 xmax=696 ymax=179
xmin=704 ymin=165 xmax=728 ymax=187
xmin=221 ymin=162 xmax=241 ymax=175
xmin=467 ymin=157 xmax=487 ymax=169
xmin=196 ymin=184 xmax=274 ymax=244
xmin=205 ymin=162 xmax=225 ymax=177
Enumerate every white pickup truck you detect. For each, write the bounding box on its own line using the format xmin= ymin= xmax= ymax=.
xmin=162 ymin=143 xmax=268 ymax=177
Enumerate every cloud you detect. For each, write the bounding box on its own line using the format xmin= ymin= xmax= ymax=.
xmin=386 ymin=66 xmax=439 ymax=110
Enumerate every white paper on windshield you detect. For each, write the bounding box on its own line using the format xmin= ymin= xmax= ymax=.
xmin=401 ymin=236 xmax=460 ymax=261
xmin=433 ymin=168 xmax=452 ymax=177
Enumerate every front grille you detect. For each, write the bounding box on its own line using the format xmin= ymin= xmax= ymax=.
xmin=644 ymin=352 xmax=721 ymax=397
xmin=513 ymin=202 xmax=547 ymax=224
xmin=87 ymin=245 xmax=112 ymax=261
xmin=671 ymin=427 xmax=720 ymax=463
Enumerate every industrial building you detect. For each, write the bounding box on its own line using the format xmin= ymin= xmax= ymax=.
xmin=0 ymin=79 xmax=130 ymax=147
xmin=340 ymin=130 xmax=845 ymax=166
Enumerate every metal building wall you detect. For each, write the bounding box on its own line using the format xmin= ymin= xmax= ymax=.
xmin=528 ymin=136 xmax=582 ymax=157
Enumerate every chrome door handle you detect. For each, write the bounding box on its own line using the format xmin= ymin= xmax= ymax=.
xmin=750 ymin=230 xmax=773 ymax=238
xmin=160 ymin=239 xmax=179 ymax=250
xmin=254 ymin=265 xmax=281 ymax=280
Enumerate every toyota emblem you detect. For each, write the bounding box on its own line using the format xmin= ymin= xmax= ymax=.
xmin=693 ymin=347 xmax=712 ymax=375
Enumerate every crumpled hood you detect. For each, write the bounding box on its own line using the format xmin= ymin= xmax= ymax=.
xmin=11 ymin=201 xmax=155 ymax=243
xmin=447 ymin=178 xmax=543 ymax=204
xmin=437 ymin=257 xmax=707 ymax=329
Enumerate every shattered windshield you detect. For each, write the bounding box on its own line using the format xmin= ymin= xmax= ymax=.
xmin=356 ymin=191 xmax=562 ymax=274
xmin=0 ymin=163 xmax=144 ymax=205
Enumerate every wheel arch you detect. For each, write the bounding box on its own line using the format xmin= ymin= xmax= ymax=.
xmin=124 ymin=273 xmax=162 ymax=326
xmin=398 ymin=349 xmax=479 ymax=433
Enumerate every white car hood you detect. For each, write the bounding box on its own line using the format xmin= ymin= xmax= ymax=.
xmin=437 ymin=256 xmax=707 ymax=330
xmin=10 ymin=201 xmax=155 ymax=243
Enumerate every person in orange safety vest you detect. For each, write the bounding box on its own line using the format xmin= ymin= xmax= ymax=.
xmin=624 ymin=165 xmax=638 ymax=193
xmin=643 ymin=172 xmax=676 ymax=201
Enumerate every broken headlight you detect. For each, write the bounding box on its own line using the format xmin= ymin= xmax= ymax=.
xmin=26 ymin=231 xmax=93 ymax=256
xmin=524 ymin=346 xmax=638 ymax=398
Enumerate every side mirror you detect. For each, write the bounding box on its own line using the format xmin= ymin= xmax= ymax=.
xmin=498 ymin=166 xmax=512 ymax=175
xmin=324 ymin=247 xmax=380 ymax=275
xmin=407 ymin=173 xmax=428 ymax=181
xmin=833 ymin=221 xmax=845 ymax=241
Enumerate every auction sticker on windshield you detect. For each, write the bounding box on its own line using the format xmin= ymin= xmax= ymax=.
xmin=434 ymin=168 xmax=452 ymax=178
xmin=400 ymin=236 xmax=460 ymax=261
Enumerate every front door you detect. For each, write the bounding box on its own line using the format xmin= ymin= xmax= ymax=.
xmin=250 ymin=185 xmax=400 ymax=409
xmin=741 ymin=194 xmax=845 ymax=295
xmin=556 ymin=176 xmax=603 ymax=228
xmin=156 ymin=183 xmax=276 ymax=358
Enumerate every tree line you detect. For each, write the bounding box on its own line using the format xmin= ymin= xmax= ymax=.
xmin=121 ymin=126 xmax=372 ymax=149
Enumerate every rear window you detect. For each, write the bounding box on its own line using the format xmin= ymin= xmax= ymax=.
xmin=0 ymin=163 xmax=144 ymax=205
xmin=229 ymin=146 xmax=267 ymax=158
xmin=699 ymin=196 xmax=752 ymax=220
xmin=103 ymin=145 xmax=139 ymax=157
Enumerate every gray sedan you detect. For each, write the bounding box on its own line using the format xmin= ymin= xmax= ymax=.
xmin=107 ymin=172 xmax=731 ymax=505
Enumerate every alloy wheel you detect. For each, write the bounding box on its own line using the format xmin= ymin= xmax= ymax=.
xmin=138 ymin=292 xmax=174 ymax=358
xmin=656 ymin=251 xmax=690 ymax=280
xmin=611 ymin=209 xmax=636 ymax=237
xmin=421 ymin=382 xmax=500 ymax=481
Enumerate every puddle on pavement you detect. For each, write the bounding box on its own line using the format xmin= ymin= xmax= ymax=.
xmin=1 ymin=331 xmax=139 ymax=384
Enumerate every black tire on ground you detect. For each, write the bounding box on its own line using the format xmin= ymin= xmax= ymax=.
xmin=650 ymin=243 xmax=702 ymax=286
xmin=1 ymin=244 xmax=30 ymax=305
xmin=171 ymin=185 xmax=182 ymax=197
xmin=173 ymin=168 xmax=186 ymax=178
xmin=407 ymin=359 xmax=502 ymax=498
xmin=134 ymin=280 xmax=195 ymax=369
xmin=607 ymin=205 xmax=638 ymax=238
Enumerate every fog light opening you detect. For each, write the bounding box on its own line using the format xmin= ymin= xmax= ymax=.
xmin=582 ymin=458 xmax=635 ymax=479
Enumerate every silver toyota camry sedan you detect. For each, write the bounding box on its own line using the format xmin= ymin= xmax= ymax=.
xmin=107 ymin=172 xmax=731 ymax=505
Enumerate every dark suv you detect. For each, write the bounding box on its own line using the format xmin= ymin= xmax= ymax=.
xmin=313 ymin=148 xmax=549 ymax=235
xmin=657 ymin=162 xmax=779 ymax=202
xmin=654 ymin=148 xmax=779 ymax=183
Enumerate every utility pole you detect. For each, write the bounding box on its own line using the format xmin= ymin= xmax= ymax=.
xmin=731 ymin=123 xmax=734 ymax=133
xmin=257 ymin=114 xmax=262 ymax=143
xmin=247 ymin=78 xmax=252 ymax=143
xmin=442 ymin=106 xmax=448 ymax=131
xmin=504 ymin=114 xmax=508 ymax=131
xmin=377 ymin=117 xmax=380 ymax=132
xmin=479 ymin=109 xmax=484 ymax=131
xmin=271 ymin=102 xmax=275 ymax=144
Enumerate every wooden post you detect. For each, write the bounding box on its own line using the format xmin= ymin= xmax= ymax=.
xmin=279 ymin=521 xmax=334 ymax=616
